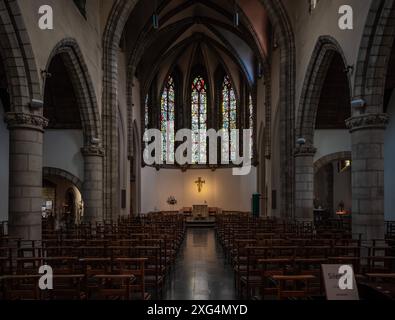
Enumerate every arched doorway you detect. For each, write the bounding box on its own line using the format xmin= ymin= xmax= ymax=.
xmin=43 ymin=39 xmax=103 ymax=224
xmin=42 ymin=168 xmax=84 ymax=229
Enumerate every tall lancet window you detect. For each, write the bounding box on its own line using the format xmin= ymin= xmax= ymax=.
xmin=221 ymin=75 xmax=237 ymax=163
xmin=248 ymin=93 xmax=254 ymax=159
xmin=160 ymin=76 xmax=175 ymax=163
xmin=191 ymin=76 xmax=207 ymax=164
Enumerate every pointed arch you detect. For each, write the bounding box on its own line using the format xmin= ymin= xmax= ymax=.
xmin=296 ymin=36 xmax=351 ymax=147
xmin=314 ymin=152 xmax=352 ymax=175
xmin=43 ymin=167 xmax=83 ymax=191
xmin=0 ymin=0 xmax=41 ymax=112
xmin=46 ymin=39 xmax=102 ymax=147
xmin=353 ymin=0 xmax=395 ymax=113
xmin=102 ymin=0 xmax=295 ymax=216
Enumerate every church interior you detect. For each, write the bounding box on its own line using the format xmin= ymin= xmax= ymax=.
xmin=0 ymin=0 xmax=395 ymax=301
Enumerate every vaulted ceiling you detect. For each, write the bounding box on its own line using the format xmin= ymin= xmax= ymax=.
xmin=122 ymin=0 xmax=270 ymax=92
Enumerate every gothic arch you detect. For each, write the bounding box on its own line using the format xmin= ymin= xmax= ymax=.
xmin=296 ymin=36 xmax=351 ymax=146
xmin=314 ymin=152 xmax=352 ymax=175
xmin=43 ymin=167 xmax=83 ymax=191
xmin=0 ymin=0 xmax=41 ymax=113
xmin=46 ymin=39 xmax=102 ymax=146
xmin=102 ymin=0 xmax=295 ymax=217
xmin=353 ymin=0 xmax=395 ymax=113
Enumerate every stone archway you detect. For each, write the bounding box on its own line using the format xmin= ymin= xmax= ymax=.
xmin=314 ymin=152 xmax=352 ymax=175
xmin=0 ymin=0 xmax=41 ymax=113
xmin=294 ymin=36 xmax=351 ymax=220
xmin=102 ymin=0 xmax=296 ymax=219
xmin=296 ymin=36 xmax=351 ymax=147
xmin=43 ymin=167 xmax=84 ymax=226
xmin=313 ymin=152 xmax=352 ymax=218
xmin=45 ymin=39 xmax=104 ymax=223
xmin=46 ymin=39 xmax=102 ymax=147
xmin=1 ymin=1 xmax=46 ymax=240
xmin=353 ymin=0 xmax=395 ymax=114
xmin=43 ymin=167 xmax=83 ymax=191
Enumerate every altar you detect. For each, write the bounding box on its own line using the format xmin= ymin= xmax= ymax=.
xmin=184 ymin=205 xmax=216 ymax=227
xmin=192 ymin=205 xmax=209 ymax=220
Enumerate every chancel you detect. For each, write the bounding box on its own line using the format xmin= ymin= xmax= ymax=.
xmin=0 ymin=0 xmax=395 ymax=303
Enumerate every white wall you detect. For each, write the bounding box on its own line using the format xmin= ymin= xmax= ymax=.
xmin=43 ymin=130 xmax=84 ymax=180
xmin=385 ymin=91 xmax=395 ymax=221
xmin=314 ymin=130 xmax=351 ymax=162
xmin=141 ymin=167 xmax=257 ymax=213
xmin=0 ymin=101 xmax=9 ymax=221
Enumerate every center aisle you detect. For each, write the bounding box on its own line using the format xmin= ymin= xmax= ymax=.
xmin=164 ymin=228 xmax=237 ymax=300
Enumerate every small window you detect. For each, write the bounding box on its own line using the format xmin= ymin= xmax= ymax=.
xmin=73 ymin=0 xmax=87 ymax=19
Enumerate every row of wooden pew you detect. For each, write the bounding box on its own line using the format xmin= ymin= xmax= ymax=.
xmin=216 ymin=214 xmax=395 ymax=300
xmin=0 ymin=214 xmax=186 ymax=300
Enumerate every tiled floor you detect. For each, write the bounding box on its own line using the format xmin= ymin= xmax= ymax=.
xmin=164 ymin=228 xmax=237 ymax=300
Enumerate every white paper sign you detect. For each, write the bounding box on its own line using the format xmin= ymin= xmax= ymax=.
xmin=322 ymin=264 xmax=359 ymax=300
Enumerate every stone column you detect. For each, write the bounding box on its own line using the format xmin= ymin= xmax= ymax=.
xmin=294 ymin=145 xmax=316 ymax=221
xmin=5 ymin=113 xmax=48 ymax=241
xmin=81 ymin=145 xmax=104 ymax=223
xmin=346 ymin=113 xmax=389 ymax=240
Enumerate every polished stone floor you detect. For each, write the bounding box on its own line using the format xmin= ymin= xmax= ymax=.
xmin=164 ymin=228 xmax=237 ymax=300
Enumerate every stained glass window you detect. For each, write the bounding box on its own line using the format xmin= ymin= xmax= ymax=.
xmin=161 ymin=76 xmax=175 ymax=163
xmin=191 ymin=76 xmax=207 ymax=164
xmin=221 ymin=75 xmax=237 ymax=163
xmin=248 ymin=94 xmax=254 ymax=159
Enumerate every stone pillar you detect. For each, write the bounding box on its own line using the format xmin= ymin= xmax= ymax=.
xmin=346 ymin=113 xmax=389 ymax=240
xmin=294 ymin=145 xmax=316 ymax=221
xmin=5 ymin=113 xmax=48 ymax=240
xmin=82 ymin=145 xmax=104 ymax=223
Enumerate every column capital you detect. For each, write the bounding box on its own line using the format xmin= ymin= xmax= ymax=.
xmin=5 ymin=112 xmax=48 ymax=132
xmin=81 ymin=145 xmax=105 ymax=157
xmin=346 ymin=113 xmax=389 ymax=132
xmin=294 ymin=144 xmax=317 ymax=157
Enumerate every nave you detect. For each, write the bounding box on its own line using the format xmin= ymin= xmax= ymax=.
xmin=164 ymin=228 xmax=236 ymax=300
xmin=1 ymin=212 xmax=395 ymax=300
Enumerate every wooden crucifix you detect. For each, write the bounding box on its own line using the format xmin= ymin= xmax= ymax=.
xmin=195 ymin=177 xmax=205 ymax=193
